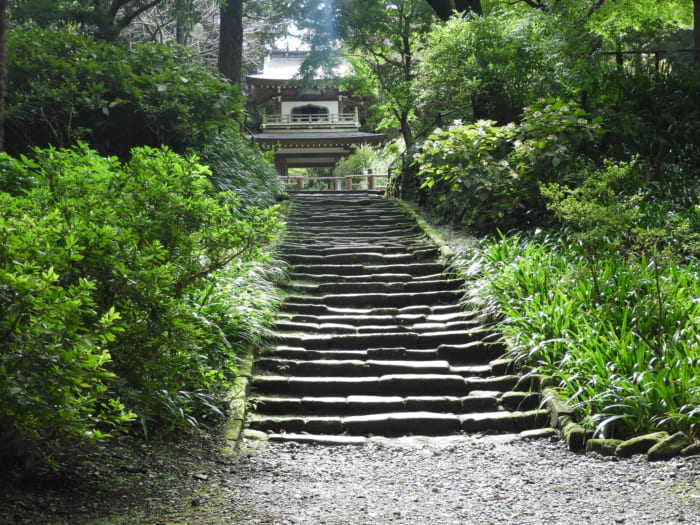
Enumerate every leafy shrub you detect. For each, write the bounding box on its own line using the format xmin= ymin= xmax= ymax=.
xmin=592 ymin=61 xmax=700 ymax=180
xmin=5 ymin=27 xmax=243 ymax=157
xmin=0 ymin=193 xmax=134 ymax=461
xmin=457 ymin=231 xmax=700 ymax=439
xmin=413 ymin=99 xmax=603 ymax=232
xmin=199 ymin=125 xmax=282 ymax=208
xmin=417 ymin=10 xmax=579 ymax=125
xmin=0 ymin=145 xmax=281 ymax=459
xmin=455 ymin=160 xmax=700 ymax=438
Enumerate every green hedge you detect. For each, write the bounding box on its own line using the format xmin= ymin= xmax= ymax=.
xmin=6 ymin=27 xmax=243 ymax=157
xmin=0 ymin=145 xmax=281 ymax=461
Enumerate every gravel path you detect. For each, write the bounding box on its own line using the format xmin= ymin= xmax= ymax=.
xmin=166 ymin=434 xmax=700 ymax=525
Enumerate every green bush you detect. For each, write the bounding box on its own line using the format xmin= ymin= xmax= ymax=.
xmin=417 ymin=10 xmax=580 ymax=125
xmin=199 ymin=125 xmax=282 ymax=208
xmin=592 ymin=61 xmax=700 ymax=179
xmin=455 ymin=160 xmax=700 ymax=438
xmin=457 ymin=230 xmax=700 ymax=439
xmin=5 ymin=27 xmax=243 ymax=157
xmin=0 ymin=193 xmax=133 ymax=461
xmin=413 ymin=99 xmax=603 ymax=232
xmin=0 ymin=145 xmax=281 ymax=459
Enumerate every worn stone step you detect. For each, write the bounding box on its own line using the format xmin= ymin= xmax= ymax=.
xmin=252 ymin=373 xmax=472 ymax=396
xmin=283 ymin=290 xmax=463 ymax=309
xmin=276 ymin=310 xmax=476 ymax=327
xmin=289 ymin=262 xmax=445 ymax=277
xmin=276 ymin=314 xmax=398 ymax=327
xmin=284 ymin=250 xmax=439 ymax=265
xmin=271 ymin=330 xmax=479 ymax=351
xmin=279 ymin=302 xmax=464 ymax=317
xmin=260 ymin=346 xmax=370 ymax=360
xmin=283 ymin=236 xmax=430 ymax=248
xmin=260 ymin=344 xmax=507 ymax=366
xmin=343 ymin=412 xmax=461 ymax=435
xmin=280 ymin=242 xmax=432 ymax=257
xmin=247 ymin=409 xmax=549 ymax=436
xmin=281 ymin=279 xmax=462 ymax=295
xmin=286 ymin=219 xmax=417 ymax=230
xmin=251 ymin=392 xmax=519 ymax=415
xmin=289 ymin=272 xmax=449 ymax=283
xmin=273 ymin=319 xmax=478 ymax=335
xmin=284 ymin=221 xmax=420 ymax=231
xmin=254 ymin=358 xmax=492 ymax=377
xmin=458 ymin=409 xmax=550 ymax=433
xmin=252 ymin=373 xmax=525 ymax=398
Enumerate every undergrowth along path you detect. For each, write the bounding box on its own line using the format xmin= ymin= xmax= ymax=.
xmin=248 ymin=191 xmax=552 ymax=444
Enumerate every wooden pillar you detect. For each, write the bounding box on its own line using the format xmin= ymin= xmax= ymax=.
xmin=275 ymin=155 xmax=288 ymax=177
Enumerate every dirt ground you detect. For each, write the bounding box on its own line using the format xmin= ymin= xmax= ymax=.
xmin=3 ymin=429 xmax=699 ymax=525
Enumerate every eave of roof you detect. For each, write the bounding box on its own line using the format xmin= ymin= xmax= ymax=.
xmin=246 ymin=50 xmax=350 ymax=83
xmin=252 ymin=131 xmax=385 ymax=143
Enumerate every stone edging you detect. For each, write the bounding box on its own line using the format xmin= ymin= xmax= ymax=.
xmin=391 ymin=198 xmax=455 ymax=260
xmin=221 ymin=349 xmax=255 ymax=456
xmin=541 ymin=387 xmax=586 ymax=450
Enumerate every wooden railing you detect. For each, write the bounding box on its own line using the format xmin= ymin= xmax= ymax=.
xmin=262 ymin=112 xmax=359 ymax=130
xmin=281 ymin=173 xmax=389 ymax=192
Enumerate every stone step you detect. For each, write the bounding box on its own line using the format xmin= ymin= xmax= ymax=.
xmin=279 ymin=243 xmax=434 ymax=257
xmin=247 ymin=409 xmax=549 ymax=436
xmin=283 ymin=229 xmax=423 ymax=241
xmin=258 ymin=344 xmax=509 ymax=366
xmin=285 ymin=217 xmax=416 ymax=228
xmin=254 ymin=358 xmax=493 ymax=377
xmin=276 ymin=309 xmax=476 ymax=326
xmin=250 ymin=389 xmax=542 ymax=419
xmin=288 ymin=272 xmax=448 ymax=283
xmin=289 ymin=262 xmax=445 ymax=277
xmin=252 ymin=391 xmax=532 ymax=415
xmin=281 ymin=279 xmax=462 ymax=296
xmin=283 ymin=289 xmax=463 ymax=308
xmin=285 ymin=230 xmax=429 ymax=241
xmin=284 ymin=249 xmax=438 ymax=265
xmin=251 ymin=373 xmax=525 ymax=397
xmin=273 ymin=320 xmax=478 ymax=335
xmin=279 ymin=303 xmax=465 ymax=317
xmin=270 ymin=330 xmax=481 ymax=351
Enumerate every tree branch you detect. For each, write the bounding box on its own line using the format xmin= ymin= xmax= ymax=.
xmin=117 ymin=0 xmax=167 ymax=30
xmin=585 ymin=0 xmax=607 ymax=19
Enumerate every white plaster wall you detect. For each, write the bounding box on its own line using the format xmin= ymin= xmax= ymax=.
xmin=281 ymin=100 xmax=339 ymax=116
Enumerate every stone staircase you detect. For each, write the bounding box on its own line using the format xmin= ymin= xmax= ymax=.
xmin=246 ymin=191 xmax=549 ymax=444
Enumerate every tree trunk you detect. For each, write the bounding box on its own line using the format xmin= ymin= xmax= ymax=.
xmin=0 ymin=0 xmax=8 ymax=152
xmin=218 ymin=0 xmax=243 ymax=86
xmin=425 ymin=0 xmax=482 ymax=21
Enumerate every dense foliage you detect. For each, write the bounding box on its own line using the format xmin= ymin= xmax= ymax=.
xmin=376 ymin=3 xmax=700 ymax=438
xmin=5 ymin=25 xmax=282 ymax=207
xmin=457 ymin=204 xmax=700 ymax=437
xmin=0 ymin=145 xmax=281 ymax=460
xmin=1 ymin=2 xmax=286 ymax=466
xmin=5 ymin=27 xmax=242 ymax=157
xmin=413 ymin=99 xmax=603 ymax=231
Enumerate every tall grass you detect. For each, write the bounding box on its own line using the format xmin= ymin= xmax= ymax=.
xmin=456 ymin=231 xmax=700 ymax=438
